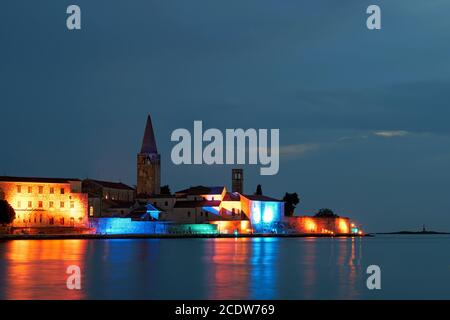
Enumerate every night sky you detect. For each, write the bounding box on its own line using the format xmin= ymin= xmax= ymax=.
xmin=1 ymin=1 xmax=450 ymax=232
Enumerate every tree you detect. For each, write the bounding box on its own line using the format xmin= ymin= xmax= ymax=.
xmin=160 ymin=185 xmax=171 ymax=195
xmin=315 ymin=208 xmax=338 ymax=218
xmin=283 ymin=192 xmax=300 ymax=216
xmin=255 ymin=184 xmax=263 ymax=195
xmin=0 ymin=200 xmax=16 ymax=225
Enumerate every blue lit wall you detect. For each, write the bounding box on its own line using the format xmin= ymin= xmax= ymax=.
xmin=90 ymin=218 xmax=169 ymax=235
xmin=90 ymin=218 xmax=219 ymax=235
xmin=250 ymin=201 xmax=283 ymax=233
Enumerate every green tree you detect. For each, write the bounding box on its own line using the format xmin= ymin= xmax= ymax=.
xmin=315 ymin=208 xmax=338 ymax=218
xmin=283 ymin=192 xmax=300 ymax=216
xmin=255 ymin=184 xmax=263 ymax=195
xmin=0 ymin=200 xmax=16 ymax=225
xmin=160 ymin=185 xmax=171 ymax=195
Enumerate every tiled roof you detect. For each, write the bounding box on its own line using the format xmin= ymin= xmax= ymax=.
xmin=140 ymin=115 xmax=158 ymax=154
xmin=174 ymin=200 xmax=221 ymax=208
xmin=222 ymin=192 xmax=241 ymax=201
xmin=175 ymin=186 xmax=225 ymax=195
xmin=0 ymin=176 xmax=80 ymax=183
xmin=242 ymin=194 xmax=283 ymax=202
xmin=84 ymin=179 xmax=134 ymax=191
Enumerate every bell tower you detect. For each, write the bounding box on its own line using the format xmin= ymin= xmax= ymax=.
xmin=137 ymin=115 xmax=161 ymax=197
xmin=232 ymin=168 xmax=243 ymax=194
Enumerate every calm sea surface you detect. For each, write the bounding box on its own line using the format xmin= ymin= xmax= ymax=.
xmin=0 ymin=235 xmax=449 ymax=299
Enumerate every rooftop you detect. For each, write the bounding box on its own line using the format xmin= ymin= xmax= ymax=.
xmin=175 ymin=186 xmax=225 ymax=196
xmin=83 ymin=179 xmax=134 ymax=191
xmin=0 ymin=176 xmax=80 ymax=184
xmin=242 ymin=194 xmax=283 ymax=202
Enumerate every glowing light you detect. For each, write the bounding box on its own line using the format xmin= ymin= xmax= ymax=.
xmin=338 ymin=218 xmax=349 ymax=234
xmin=253 ymin=203 xmax=261 ymax=224
xmin=263 ymin=206 xmax=274 ymax=223
xmin=305 ymin=218 xmax=316 ymax=232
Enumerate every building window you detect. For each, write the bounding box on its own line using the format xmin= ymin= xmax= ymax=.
xmin=39 ymin=214 xmax=43 ymax=223
xmin=50 ymin=187 xmax=54 ymax=194
xmin=60 ymin=217 xmax=64 ymax=225
xmin=70 ymin=201 xmax=75 ymax=209
xmin=60 ymin=201 xmax=65 ymax=208
xmin=60 ymin=188 xmax=65 ymax=195
xmin=28 ymin=201 xmax=32 ymax=208
xmin=165 ymin=201 xmax=168 ymax=206
xmin=17 ymin=201 xmax=21 ymax=208
xmin=28 ymin=186 xmax=32 ymax=193
xmin=49 ymin=201 xmax=54 ymax=208
xmin=187 ymin=211 xmax=191 ymax=217
xmin=17 ymin=185 xmax=21 ymax=193
xmin=38 ymin=201 xmax=43 ymax=208
xmin=49 ymin=217 xmax=54 ymax=225
xmin=38 ymin=186 xmax=43 ymax=194
xmin=89 ymin=206 xmax=94 ymax=217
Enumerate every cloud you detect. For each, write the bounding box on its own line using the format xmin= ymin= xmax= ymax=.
xmin=279 ymin=143 xmax=319 ymax=158
xmin=373 ymin=130 xmax=410 ymax=138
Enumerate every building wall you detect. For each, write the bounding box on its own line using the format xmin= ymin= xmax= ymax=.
xmin=211 ymin=220 xmax=251 ymax=234
xmin=0 ymin=181 xmax=88 ymax=228
xmin=101 ymin=187 xmax=134 ymax=201
xmin=241 ymin=198 xmax=284 ymax=233
xmin=90 ymin=218 xmax=169 ymax=234
xmin=283 ymin=216 xmax=351 ymax=234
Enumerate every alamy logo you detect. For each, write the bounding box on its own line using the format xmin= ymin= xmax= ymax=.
xmin=66 ymin=265 xmax=81 ymax=290
xmin=171 ymin=121 xmax=279 ymax=175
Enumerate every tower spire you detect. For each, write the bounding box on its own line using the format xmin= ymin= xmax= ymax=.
xmin=140 ymin=115 xmax=157 ymax=154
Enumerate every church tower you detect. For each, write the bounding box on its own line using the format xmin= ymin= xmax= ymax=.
xmin=137 ymin=115 xmax=161 ymax=197
xmin=232 ymin=168 xmax=244 ymax=194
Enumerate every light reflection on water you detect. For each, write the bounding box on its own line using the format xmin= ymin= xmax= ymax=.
xmin=0 ymin=236 xmax=449 ymax=299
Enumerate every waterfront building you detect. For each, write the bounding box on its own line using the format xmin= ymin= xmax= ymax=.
xmin=0 ymin=176 xmax=88 ymax=228
xmin=82 ymin=179 xmax=134 ymax=217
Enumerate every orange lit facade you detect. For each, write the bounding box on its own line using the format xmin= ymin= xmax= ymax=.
xmin=283 ymin=216 xmax=354 ymax=235
xmin=0 ymin=177 xmax=88 ymax=228
xmin=211 ymin=220 xmax=252 ymax=234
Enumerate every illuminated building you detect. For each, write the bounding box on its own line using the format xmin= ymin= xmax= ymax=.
xmin=283 ymin=216 xmax=361 ymax=235
xmin=81 ymin=179 xmax=134 ymax=217
xmin=0 ymin=176 xmax=88 ymax=228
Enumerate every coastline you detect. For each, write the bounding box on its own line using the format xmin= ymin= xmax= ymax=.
xmin=0 ymin=233 xmax=371 ymax=240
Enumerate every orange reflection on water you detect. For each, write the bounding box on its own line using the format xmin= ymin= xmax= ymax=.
xmin=208 ymin=238 xmax=251 ymax=299
xmin=0 ymin=240 xmax=87 ymax=300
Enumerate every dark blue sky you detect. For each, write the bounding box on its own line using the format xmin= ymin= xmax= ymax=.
xmin=1 ymin=1 xmax=450 ymax=231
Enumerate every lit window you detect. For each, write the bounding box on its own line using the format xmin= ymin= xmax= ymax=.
xmin=60 ymin=188 xmax=65 ymax=195
xmin=60 ymin=201 xmax=65 ymax=208
xmin=70 ymin=201 xmax=75 ymax=209
xmin=38 ymin=186 xmax=43 ymax=194
xmin=50 ymin=187 xmax=54 ymax=194
xmin=28 ymin=201 xmax=32 ymax=208
xmin=49 ymin=201 xmax=54 ymax=208
xmin=89 ymin=206 xmax=94 ymax=217
xmin=28 ymin=186 xmax=32 ymax=193
xmin=17 ymin=185 xmax=21 ymax=193
xmin=38 ymin=201 xmax=43 ymax=208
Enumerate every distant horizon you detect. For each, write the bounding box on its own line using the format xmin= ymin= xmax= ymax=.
xmin=2 ymin=1 xmax=450 ymax=232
